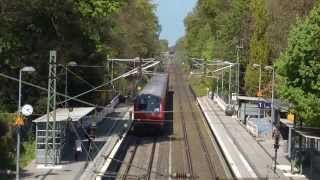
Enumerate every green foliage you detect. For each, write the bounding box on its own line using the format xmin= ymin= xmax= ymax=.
xmin=266 ymin=0 xmax=317 ymax=60
xmin=20 ymin=140 xmax=35 ymax=167
xmin=250 ymin=0 xmax=268 ymax=36
xmin=159 ymin=39 xmax=169 ymax=52
xmin=0 ymin=111 xmax=16 ymax=170
xmin=244 ymin=0 xmax=270 ymax=96
xmin=175 ymin=37 xmax=188 ymax=63
xmin=108 ymin=0 xmax=160 ymax=58
xmin=77 ymin=0 xmax=120 ymax=18
xmin=276 ymin=5 xmax=320 ymax=127
xmin=189 ymin=76 xmax=212 ymax=97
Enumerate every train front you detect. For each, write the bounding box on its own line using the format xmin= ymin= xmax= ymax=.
xmin=134 ymin=94 xmax=165 ymax=128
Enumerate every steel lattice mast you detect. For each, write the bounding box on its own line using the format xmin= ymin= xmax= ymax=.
xmin=44 ymin=50 xmax=57 ymax=165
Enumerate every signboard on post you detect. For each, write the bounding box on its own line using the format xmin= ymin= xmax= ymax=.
xmin=15 ymin=116 xmax=24 ymax=126
xmin=287 ymin=113 xmax=294 ymax=122
xmin=257 ymin=91 xmax=263 ymax=97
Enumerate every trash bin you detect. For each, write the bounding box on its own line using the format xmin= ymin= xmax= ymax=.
xmin=225 ymin=105 xmax=235 ymax=116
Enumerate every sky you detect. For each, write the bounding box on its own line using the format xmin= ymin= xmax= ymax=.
xmin=153 ymin=0 xmax=197 ymax=46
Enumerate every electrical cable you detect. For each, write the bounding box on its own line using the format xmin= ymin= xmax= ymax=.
xmin=58 ymin=60 xmax=160 ymax=106
xmin=0 ymin=72 xmax=100 ymax=108
xmin=60 ymin=66 xmax=96 ymax=88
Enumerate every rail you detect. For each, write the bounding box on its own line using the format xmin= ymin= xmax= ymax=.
xmin=177 ymin=77 xmax=194 ymax=179
xmin=185 ymin=86 xmax=217 ymax=178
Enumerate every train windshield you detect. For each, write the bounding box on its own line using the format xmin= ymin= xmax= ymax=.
xmin=138 ymin=95 xmax=160 ymax=113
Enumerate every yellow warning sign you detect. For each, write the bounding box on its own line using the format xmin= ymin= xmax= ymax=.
xmin=15 ymin=116 xmax=24 ymax=126
xmin=287 ymin=113 xmax=294 ymax=122
xmin=257 ymin=91 xmax=263 ymax=97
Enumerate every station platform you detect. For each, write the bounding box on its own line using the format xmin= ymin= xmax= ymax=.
xmin=197 ymin=96 xmax=307 ymax=180
xmin=21 ymin=104 xmax=132 ymax=180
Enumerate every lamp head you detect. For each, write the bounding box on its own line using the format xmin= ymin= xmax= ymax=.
xmin=252 ymin=64 xmax=261 ymax=68
xmin=264 ymin=66 xmax=273 ymax=71
xmin=21 ymin=66 xmax=36 ymax=72
xmin=67 ymin=61 xmax=77 ymax=66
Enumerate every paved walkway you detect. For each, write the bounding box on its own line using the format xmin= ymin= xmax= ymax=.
xmin=197 ymin=96 xmax=307 ymax=180
xmin=21 ymin=104 xmax=132 ymax=180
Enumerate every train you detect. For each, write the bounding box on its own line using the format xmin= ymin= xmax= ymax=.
xmin=133 ymin=73 xmax=169 ymax=130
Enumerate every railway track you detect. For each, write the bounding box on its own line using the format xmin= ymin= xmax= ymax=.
xmin=177 ymin=95 xmax=194 ymax=179
xmin=121 ymin=138 xmax=139 ymax=180
xmin=146 ymin=138 xmax=157 ymax=180
xmin=114 ymin=136 xmax=160 ymax=180
xmin=183 ymin=82 xmax=218 ymax=178
xmin=172 ymin=68 xmax=228 ymax=179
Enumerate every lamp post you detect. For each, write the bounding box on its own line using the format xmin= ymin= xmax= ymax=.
xmin=221 ymin=69 xmax=224 ymax=99
xmin=236 ymin=39 xmax=243 ymax=97
xmin=228 ymin=64 xmax=232 ymax=104
xmin=264 ymin=66 xmax=275 ymax=124
xmin=16 ymin=66 xmax=36 ymax=180
xmin=252 ymin=63 xmax=262 ymax=142
xmin=63 ymin=61 xmax=77 ymax=108
xmin=223 ymin=61 xmax=234 ymax=104
xmin=265 ymin=65 xmax=278 ymax=172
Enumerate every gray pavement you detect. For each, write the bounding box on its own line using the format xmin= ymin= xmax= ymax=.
xmin=21 ymin=104 xmax=132 ymax=180
xmin=198 ymin=96 xmax=308 ymax=180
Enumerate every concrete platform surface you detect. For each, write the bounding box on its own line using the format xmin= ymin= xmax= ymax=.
xmin=197 ymin=96 xmax=308 ymax=180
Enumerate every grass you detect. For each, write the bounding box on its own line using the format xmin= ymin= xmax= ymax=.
xmin=188 ymin=76 xmax=212 ymax=97
xmin=20 ymin=140 xmax=35 ymax=167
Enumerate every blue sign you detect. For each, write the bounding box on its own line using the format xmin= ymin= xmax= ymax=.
xmin=257 ymin=101 xmax=265 ymax=108
xmin=257 ymin=101 xmax=272 ymax=109
xmin=265 ymin=102 xmax=272 ymax=109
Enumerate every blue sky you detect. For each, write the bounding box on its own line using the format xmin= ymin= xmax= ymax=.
xmin=153 ymin=0 xmax=197 ymax=46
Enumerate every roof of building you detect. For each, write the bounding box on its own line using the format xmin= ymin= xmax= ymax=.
xmin=238 ymin=96 xmax=289 ymax=112
xmin=33 ymin=107 xmax=95 ymax=123
xmin=280 ymin=118 xmax=294 ymax=128
xmin=295 ymin=127 xmax=320 ymax=140
xmin=238 ymin=96 xmax=262 ymax=102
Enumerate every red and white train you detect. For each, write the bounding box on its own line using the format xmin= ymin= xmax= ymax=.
xmin=134 ymin=73 xmax=169 ymax=129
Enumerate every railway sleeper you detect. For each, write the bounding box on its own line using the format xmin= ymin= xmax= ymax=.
xmin=170 ymin=172 xmax=199 ymax=179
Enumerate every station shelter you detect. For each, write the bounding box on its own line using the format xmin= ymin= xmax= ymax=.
xmin=237 ymin=96 xmax=269 ymax=123
xmin=288 ymin=126 xmax=320 ymax=178
xmin=33 ymin=107 xmax=95 ymax=164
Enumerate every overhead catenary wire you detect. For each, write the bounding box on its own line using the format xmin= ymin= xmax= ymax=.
xmin=57 ymin=60 xmax=160 ymax=106
xmin=0 ymin=60 xmax=159 ymax=110
xmin=60 ymin=65 xmax=96 ymax=88
xmin=0 ymin=72 xmax=100 ymax=108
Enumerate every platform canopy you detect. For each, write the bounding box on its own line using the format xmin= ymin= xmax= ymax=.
xmin=295 ymin=128 xmax=320 ymax=140
xmin=237 ymin=96 xmax=262 ymax=102
xmin=238 ymin=96 xmax=289 ymax=112
xmin=33 ymin=107 xmax=95 ymax=123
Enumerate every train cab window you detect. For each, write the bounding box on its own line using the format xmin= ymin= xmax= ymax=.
xmin=138 ymin=95 xmax=160 ymax=112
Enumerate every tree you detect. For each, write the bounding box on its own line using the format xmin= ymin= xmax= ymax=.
xmin=0 ymin=106 xmax=16 ymax=170
xmin=159 ymin=39 xmax=169 ymax=52
xmin=276 ymin=4 xmax=320 ymax=127
xmin=108 ymin=0 xmax=160 ymax=58
xmin=244 ymin=0 xmax=270 ymax=96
